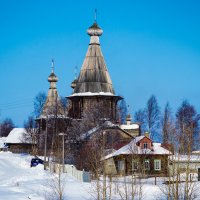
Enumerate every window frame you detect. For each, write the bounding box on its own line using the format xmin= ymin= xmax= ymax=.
xmin=154 ymin=159 xmax=161 ymax=171
xmin=144 ymin=159 xmax=150 ymax=170
xmin=117 ymin=160 xmax=125 ymax=171
xmin=143 ymin=143 xmax=148 ymax=149
xmin=132 ymin=159 xmax=139 ymax=171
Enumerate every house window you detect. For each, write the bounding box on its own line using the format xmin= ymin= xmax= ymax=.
xmin=132 ymin=160 xmax=138 ymax=170
xmin=154 ymin=159 xmax=161 ymax=171
xmin=144 ymin=159 xmax=150 ymax=170
xmin=117 ymin=160 xmax=125 ymax=171
xmin=143 ymin=143 xmax=148 ymax=149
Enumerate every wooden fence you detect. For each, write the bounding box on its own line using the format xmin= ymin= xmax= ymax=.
xmin=50 ymin=162 xmax=91 ymax=183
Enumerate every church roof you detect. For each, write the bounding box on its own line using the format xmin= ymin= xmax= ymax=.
xmin=39 ymin=62 xmax=66 ymax=119
xmin=72 ymin=22 xmax=115 ymax=95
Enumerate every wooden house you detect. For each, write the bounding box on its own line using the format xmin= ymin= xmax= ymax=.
xmin=104 ymin=136 xmax=172 ymax=176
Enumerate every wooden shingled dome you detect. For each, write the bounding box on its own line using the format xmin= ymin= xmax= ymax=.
xmin=73 ymin=22 xmax=115 ymax=95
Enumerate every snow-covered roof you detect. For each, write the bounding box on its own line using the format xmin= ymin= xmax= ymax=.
xmin=192 ymin=150 xmax=200 ymax=154
xmin=169 ymin=154 xmax=200 ymax=162
xmin=0 ymin=137 xmax=6 ymax=148
xmin=120 ymin=123 xmax=139 ymax=130
xmin=5 ymin=128 xmax=32 ymax=144
xmin=80 ymin=121 xmax=133 ymax=141
xmin=80 ymin=121 xmax=117 ymax=140
xmin=38 ymin=114 xmax=67 ymax=119
xmin=153 ymin=143 xmax=172 ymax=154
xmin=104 ymin=137 xmax=171 ymax=160
xmin=134 ymin=136 xmax=145 ymax=143
xmin=69 ymin=92 xmax=115 ymax=97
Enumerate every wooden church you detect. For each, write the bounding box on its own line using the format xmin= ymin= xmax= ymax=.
xmin=67 ymin=20 xmax=122 ymax=121
xmin=37 ymin=18 xmax=140 ymax=164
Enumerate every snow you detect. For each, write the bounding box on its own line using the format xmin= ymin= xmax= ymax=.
xmin=104 ymin=137 xmax=171 ymax=160
xmin=0 ymin=152 xmax=91 ymax=200
xmin=0 ymin=151 xmax=199 ymax=200
xmin=80 ymin=121 xmax=117 ymax=140
xmin=153 ymin=143 xmax=172 ymax=154
xmin=0 ymin=137 xmax=6 ymax=148
xmin=192 ymin=150 xmax=200 ymax=154
xmin=69 ymin=92 xmax=115 ymax=97
xmin=120 ymin=123 xmax=139 ymax=130
xmin=170 ymin=154 xmax=200 ymax=162
xmin=6 ymin=128 xmax=32 ymax=144
xmin=38 ymin=114 xmax=67 ymax=119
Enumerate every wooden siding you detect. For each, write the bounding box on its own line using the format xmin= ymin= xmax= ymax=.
xmin=105 ymin=154 xmax=169 ymax=176
xmin=74 ymin=44 xmax=115 ymax=94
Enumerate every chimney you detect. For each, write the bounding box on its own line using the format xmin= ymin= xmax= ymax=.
xmin=144 ymin=132 xmax=149 ymax=138
xmin=126 ymin=114 xmax=132 ymax=125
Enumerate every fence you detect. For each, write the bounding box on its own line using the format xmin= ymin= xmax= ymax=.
xmin=49 ymin=162 xmax=91 ymax=183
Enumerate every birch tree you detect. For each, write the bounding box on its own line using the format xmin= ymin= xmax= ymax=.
xmin=145 ymin=95 xmax=160 ymax=140
xmin=162 ymin=102 xmax=175 ymax=144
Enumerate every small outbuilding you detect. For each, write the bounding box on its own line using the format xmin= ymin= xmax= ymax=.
xmin=168 ymin=154 xmax=200 ymax=175
xmin=5 ymin=128 xmax=33 ymax=153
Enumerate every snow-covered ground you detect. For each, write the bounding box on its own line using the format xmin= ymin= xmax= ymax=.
xmin=0 ymin=152 xmax=91 ymax=200
xmin=0 ymin=151 xmax=200 ymax=200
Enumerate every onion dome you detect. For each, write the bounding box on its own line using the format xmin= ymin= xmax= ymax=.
xmin=48 ymin=60 xmax=58 ymax=89
xmin=48 ymin=72 xmax=58 ymax=83
xmin=126 ymin=114 xmax=132 ymax=122
xmin=71 ymin=79 xmax=77 ymax=89
xmin=87 ymin=22 xmax=103 ymax=36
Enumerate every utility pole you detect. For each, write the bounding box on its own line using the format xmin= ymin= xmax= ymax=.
xmin=102 ymin=130 xmax=106 ymax=200
xmin=44 ymin=118 xmax=48 ymax=170
xmin=62 ymin=133 xmax=64 ymax=172
xmin=59 ymin=133 xmax=67 ymax=172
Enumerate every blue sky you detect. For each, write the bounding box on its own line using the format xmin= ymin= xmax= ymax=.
xmin=0 ymin=0 xmax=200 ymax=126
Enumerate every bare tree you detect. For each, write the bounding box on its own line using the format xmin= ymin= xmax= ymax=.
xmin=24 ymin=115 xmax=39 ymax=156
xmin=34 ymin=91 xmax=47 ymax=118
xmin=134 ymin=109 xmax=146 ymax=134
xmin=159 ymin=101 xmax=200 ymax=200
xmin=117 ymin=99 xmax=128 ymax=124
xmin=45 ymin=137 xmax=66 ymax=200
xmin=145 ymin=95 xmax=160 ymax=140
xmin=0 ymin=118 xmax=15 ymax=137
xmin=176 ymin=100 xmax=199 ymax=153
xmin=160 ymin=130 xmax=200 ymax=200
xmin=116 ymin=144 xmax=144 ymax=200
xmin=162 ymin=102 xmax=175 ymax=144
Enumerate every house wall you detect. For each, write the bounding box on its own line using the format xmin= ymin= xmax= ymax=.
xmin=169 ymin=161 xmax=200 ymax=175
xmin=104 ymin=158 xmax=117 ymax=175
xmin=108 ymin=154 xmax=169 ymax=176
xmin=8 ymin=143 xmax=32 ymax=154
xmin=137 ymin=137 xmax=152 ymax=150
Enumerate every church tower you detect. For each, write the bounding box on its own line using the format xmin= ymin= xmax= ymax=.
xmin=37 ymin=60 xmax=66 ymax=133
xmin=67 ymin=19 xmax=122 ymax=121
